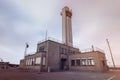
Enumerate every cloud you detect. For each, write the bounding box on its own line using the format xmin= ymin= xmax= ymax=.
xmin=0 ymin=0 xmax=120 ymax=66
xmin=0 ymin=0 xmax=62 ymax=64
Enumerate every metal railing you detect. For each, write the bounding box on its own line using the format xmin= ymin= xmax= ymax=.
xmin=38 ymin=37 xmax=79 ymax=48
xmin=36 ymin=37 xmax=104 ymax=54
xmin=26 ymin=52 xmax=35 ymax=56
xmin=80 ymin=47 xmax=104 ymax=53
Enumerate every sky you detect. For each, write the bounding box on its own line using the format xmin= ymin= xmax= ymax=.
xmin=0 ymin=0 xmax=120 ymax=66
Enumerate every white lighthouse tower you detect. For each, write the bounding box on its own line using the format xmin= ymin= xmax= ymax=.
xmin=61 ymin=6 xmax=73 ymax=46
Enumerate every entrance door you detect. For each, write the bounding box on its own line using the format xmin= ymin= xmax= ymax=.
xmin=60 ymin=59 xmax=66 ymax=70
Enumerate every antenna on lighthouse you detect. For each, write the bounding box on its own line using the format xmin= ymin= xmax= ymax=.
xmin=45 ymin=30 xmax=48 ymax=40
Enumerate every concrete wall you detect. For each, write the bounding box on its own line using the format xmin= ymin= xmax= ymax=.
xmin=47 ymin=40 xmax=79 ymax=71
xmin=20 ymin=52 xmax=47 ymax=71
xmin=47 ymin=41 xmax=60 ymax=71
xmin=69 ymin=51 xmax=108 ymax=72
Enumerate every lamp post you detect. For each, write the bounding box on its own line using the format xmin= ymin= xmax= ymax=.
xmin=106 ymin=39 xmax=115 ymax=68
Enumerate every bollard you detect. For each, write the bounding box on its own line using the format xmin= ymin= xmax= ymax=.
xmin=48 ymin=67 xmax=50 ymax=72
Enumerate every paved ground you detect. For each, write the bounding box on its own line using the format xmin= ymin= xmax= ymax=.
xmin=0 ymin=69 xmax=119 ymax=80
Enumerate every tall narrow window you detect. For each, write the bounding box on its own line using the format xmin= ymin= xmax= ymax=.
xmin=91 ymin=59 xmax=95 ymax=65
xmin=30 ymin=59 xmax=32 ymax=66
xmin=35 ymin=57 xmax=41 ymax=64
xmin=42 ymin=57 xmax=46 ymax=65
xmin=76 ymin=59 xmax=80 ymax=66
xmin=87 ymin=59 xmax=91 ymax=66
xmin=71 ymin=60 xmax=75 ymax=66
xmin=26 ymin=60 xmax=28 ymax=66
xmin=31 ymin=58 xmax=35 ymax=66
xmin=28 ymin=59 xmax=30 ymax=66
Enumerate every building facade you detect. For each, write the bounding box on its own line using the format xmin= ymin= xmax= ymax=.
xmin=0 ymin=62 xmax=9 ymax=69
xmin=20 ymin=6 xmax=108 ymax=72
xmin=69 ymin=51 xmax=108 ymax=72
xmin=20 ymin=39 xmax=108 ymax=72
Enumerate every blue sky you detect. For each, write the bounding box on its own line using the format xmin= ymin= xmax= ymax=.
xmin=0 ymin=0 xmax=120 ymax=66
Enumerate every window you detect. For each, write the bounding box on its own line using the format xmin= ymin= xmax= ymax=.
xmin=31 ymin=58 xmax=35 ymax=66
xmin=87 ymin=59 xmax=91 ymax=66
xmin=91 ymin=59 xmax=95 ymax=65
xmin=63 ymin=48 xmax=65 ymax=54
xmin=71 ymin=60 xmax=75 ymax=66
xmin=87 ymin=58 xmax=95 ymax=66
xmin=26 ymin=60 xmax=28 ymax=66
xmin=42 ymin=57 xmax=46 ymax=65
xmin=81 ymin=59 xmax=87 ymax=66
xmin=30 ymin=59 xmax=32 ymax=65
xmin=27 ymin=59 xmax=31 ymax=66
xmin=39 ymin=46 xmax=45 ymax=52
xmin=59 ymin=47 xmax=68 ymax=54
xmin=28 ymin=59 xmax=30 ymax=65
xmin=65 ymin=49 xmax=67 ymax=54
xmin=35 ymin=57 xmax=41 ymax=64
xmin=76 ymin=59 xmax=80 ymax=66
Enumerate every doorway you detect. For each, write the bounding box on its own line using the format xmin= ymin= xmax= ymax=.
xmin=60 ymin=58 xmax=67 ymax=70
